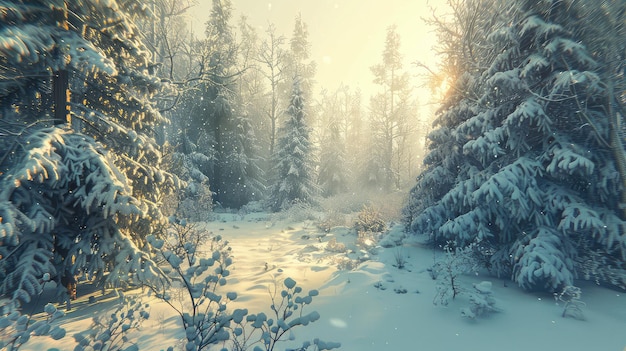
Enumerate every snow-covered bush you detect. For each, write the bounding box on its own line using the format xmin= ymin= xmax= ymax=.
xmin=73 ymin=294 xmax=150 ymax=351
xmin=147 ymin=222 xmax=237 ymax=351
xmin=554 ymin=286 xmax=585 ymax=321
xmin=0 ymin=277 xmax=66 ymax=351
xmin=163 ymin=147 xmax=214 ymax=221
xmin=378 ymin=225 xmax=405 ymax=248
xmin=331 ymin=257 xmax=359 ymax=271
xmin=354 ymin=205 xmax=386 ymax=234
xmin=461 ymin=281 xmax=499 ymax=319
xmin=229 ymin=277 xmax=340 ymax=351
xmin=577 ymin=246 xmax=626 ymax=291
xmin=0 ymin=302 xmax=66 ymax=351
xmin=318 ymin=193 xmax=370 ymax=215
xmin=325 ymin=238 xmax=347 ymax=253
xmin=432 ymin=242 xmax=478 ymax=306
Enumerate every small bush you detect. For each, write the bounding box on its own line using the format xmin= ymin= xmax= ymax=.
xmin=178 ymin=181 xmax=213 ymax=221
xmin=332 ymin=257 xmax=358 ymax=271
xmin=461 ymin=281 xmax=499 ymax=319
xmin=0 ymin=277 xmax=66 ymax=351
xmin=354 ymin=205 xmax=386 ymax=233
xmin=432 ymin=242 xmax=479 ymax=306
xmin=147 ymin=223 xmax=237 ymax=351
xmin=325 ymin=238 xmax=347 ymax=253
xmin=74 ymin=294 xmax=149 ymax=351
xmin=228 ymin=278 xmax=341 ymax=351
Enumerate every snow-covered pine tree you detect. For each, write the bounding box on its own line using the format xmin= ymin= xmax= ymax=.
xmin=0 ymin=0 xmax=176 ymax=306
xmin=173 ymin=0 xmax=263 ymax=209
xmin=268 ymin=77 xmax=317 ymax=211
xmin=285 ymin=14 xmax=316 ymax=102
xmin=402 ymin=0 xmax=491 ymax=238
xmin=404 ymin=0 xmax=626 ymax=291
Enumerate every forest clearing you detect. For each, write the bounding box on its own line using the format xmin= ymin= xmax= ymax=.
xmin=1 ymin=1 xmax=625 ymax=350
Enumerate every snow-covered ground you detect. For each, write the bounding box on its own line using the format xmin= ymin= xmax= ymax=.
xmin=24 ymin=211 xmax=626 ymax=351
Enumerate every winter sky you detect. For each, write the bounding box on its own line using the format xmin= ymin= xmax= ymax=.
xmin=192 ymin=0 xmax=448 ymax=105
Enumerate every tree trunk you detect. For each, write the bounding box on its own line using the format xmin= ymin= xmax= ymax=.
xmin=53 ymin=69 xmax=70 ymax=126
xmin=52 ymin=3 xmax=71 ymax=128
xmin=607 ymin=81 xmax=626 ymax=220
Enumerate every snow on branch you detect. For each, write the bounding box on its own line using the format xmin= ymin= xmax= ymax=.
xmin=512 ymin=227 xmax=576 ymax=291
xmin=545 ymin=141 xmax=595 ymax=176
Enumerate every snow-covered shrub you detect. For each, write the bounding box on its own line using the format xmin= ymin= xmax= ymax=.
xmin=161 ymin=217 xmax=213 ymax=261
xmin=325 ymin=238 xmax=347 ymax=253
xmin=354 ymin=205 xmax=386 ymax=234
xmin=147 ymin=225 xmax=236 ymax=351
xmin=554 ymin=285 xmax=585 ymax=321
xmin=461 ymin=281 xmax=499 ymax=319
xmin=178 ymin=181 xmax=213 ymax=222
xmin=229 ymin=278 xmax=341 ymax=351
xmin=331 ymin=257 xmax=359 ymax=271
xmin=164 ymin=148 xmax=214 ymax=221
xmin=0 ymin=277 xmax=66 ymax=350
xmin=432 ymin=242 xmax=478 ymax=306
xmin=73 ymin=294 xmax=149 ymax=351
xmin=241 ymin=201 xmax=267 ymax=214
xmin=378 ymin=225 xmax=405 ymax=248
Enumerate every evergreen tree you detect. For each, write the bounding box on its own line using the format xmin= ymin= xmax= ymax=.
xmin=268 ymin=77 xmax=316 ymax=211
xmin=404 ymin=0 xmax=626 ymax=291
xmin=0 ymin=0 xmax=176 ymax=305
xmin=175 ymin=0 xmax=263 ymax=209
xmin=288 ymin=14 xmax=316 ymax=98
